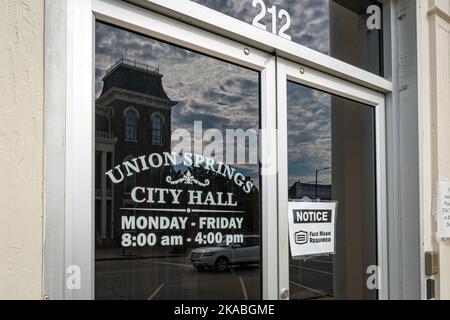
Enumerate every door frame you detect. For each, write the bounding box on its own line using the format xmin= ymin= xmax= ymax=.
xmin=276 ymin=57 xmax=388 ymax=300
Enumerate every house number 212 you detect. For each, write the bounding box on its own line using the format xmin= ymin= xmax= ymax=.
xmin=252 ymin=0 xmax=292 ymax=41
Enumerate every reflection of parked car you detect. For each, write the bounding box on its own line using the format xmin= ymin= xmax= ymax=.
xmin=189 ymin=235 xmax=260 ymax=272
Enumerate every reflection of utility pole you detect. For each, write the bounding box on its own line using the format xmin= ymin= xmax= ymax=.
xmin=315 ymin=167 xmax=331 ymax=199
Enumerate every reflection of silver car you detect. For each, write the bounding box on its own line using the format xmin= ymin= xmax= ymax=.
xmin=189 ymin=235 xmax=260 ymax=272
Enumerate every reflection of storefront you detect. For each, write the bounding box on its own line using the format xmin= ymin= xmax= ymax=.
xmin=3 ymin=0 xmax=449 ymax=301
xmin=94 ymin=59 xmax=176 ymax=248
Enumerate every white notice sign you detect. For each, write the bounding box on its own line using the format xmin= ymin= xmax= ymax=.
xmin=437 ymin=181 xmax=450 ymax=238
xmin=288 ymin=201 xmax=337 ymax=258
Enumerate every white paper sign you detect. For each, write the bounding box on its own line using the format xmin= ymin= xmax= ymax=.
xmin=437 ymin=181 xmax=450 ymax=238
xmin=288 ymin=201 xmax=337 ymax=258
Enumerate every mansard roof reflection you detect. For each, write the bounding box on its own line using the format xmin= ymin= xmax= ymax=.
xmin=100 ymin=58 xmax=175 ymax=103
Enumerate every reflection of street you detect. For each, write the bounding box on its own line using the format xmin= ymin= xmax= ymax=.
xmin=289 ymin=257 xmax=334 ymax=300
xmin=96 ymin=256 xmax=259 ymax=300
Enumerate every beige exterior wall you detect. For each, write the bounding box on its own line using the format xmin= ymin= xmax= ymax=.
xmin=0 ymin=0 xmax=44 ymax=299
xmin=419 ymin=0 xmax=450 ymax=299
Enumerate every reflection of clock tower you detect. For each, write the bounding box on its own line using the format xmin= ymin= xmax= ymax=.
xmin=95 ymin=58 xmax=177 ymax=248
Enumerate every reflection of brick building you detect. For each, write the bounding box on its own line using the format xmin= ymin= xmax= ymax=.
xmin=95 ymin=59 xmax=177 ymax=247
xmin=289 ymin=180 xmax=332 ymax=200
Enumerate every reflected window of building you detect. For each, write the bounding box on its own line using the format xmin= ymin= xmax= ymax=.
xmin=106 ymin=108 xmax=114 ymax=139
xmin=152 ymin=114 xmax=162 ymax=145
xmin=124 ymin=108 xmax=138 ymax=141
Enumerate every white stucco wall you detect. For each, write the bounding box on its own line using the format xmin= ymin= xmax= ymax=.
xmin=0 ymin=0 xmax=44 ymax=299
xmin=419 ymin=0 xmax=450 ymax=299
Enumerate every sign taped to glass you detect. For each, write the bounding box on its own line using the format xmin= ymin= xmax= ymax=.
xmin=288 ymin=201 xmax=337 ymax=259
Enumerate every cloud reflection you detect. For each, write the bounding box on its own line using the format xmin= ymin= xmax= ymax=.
xmin=287 ymin=83 xmax=331 ymax=186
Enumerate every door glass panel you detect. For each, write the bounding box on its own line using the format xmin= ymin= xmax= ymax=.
xmin=192 ymin=0 xmax=383 ymax=75
xmin=287 ymin=82 xmax=377 ymax=300
xmin=95 ymin=22 xmax=262 ymax=300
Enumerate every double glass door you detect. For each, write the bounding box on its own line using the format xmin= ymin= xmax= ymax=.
xmin=80 ymin=0 xmax=386 ymax=300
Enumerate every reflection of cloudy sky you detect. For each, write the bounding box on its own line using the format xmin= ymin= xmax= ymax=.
xmin=193 ymin=0 xmax=330 ymax=54
xmin=96 ymin=23 xmax=259 ymax=131
xmin=287 ymin=83 xmax=331 ymax=187
xmin=95 ymin=21 xmax=332 ymax=187
xmin=95 ymin=22 xmax=260 ymax=179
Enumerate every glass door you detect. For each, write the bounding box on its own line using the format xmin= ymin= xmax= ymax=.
xmin=84 ymin=0 xmax=279 ymax=300
xmin=276 ymin=58 xmax=387 ymax=300
xmin=64 ymin=0 xmax=388 ymax=301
